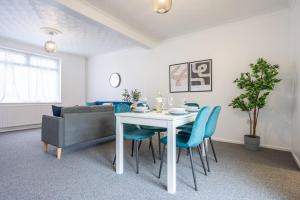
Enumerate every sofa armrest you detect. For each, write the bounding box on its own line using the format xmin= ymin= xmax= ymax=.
xmin=41 ymin=115 xmax=64 ymax=147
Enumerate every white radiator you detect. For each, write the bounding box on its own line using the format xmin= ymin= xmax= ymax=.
xmin=0 ymin=104 xmax=53 ymax=132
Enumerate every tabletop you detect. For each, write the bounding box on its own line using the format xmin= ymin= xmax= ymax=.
xmin=115 ymin=111 xmax=197 ymax=121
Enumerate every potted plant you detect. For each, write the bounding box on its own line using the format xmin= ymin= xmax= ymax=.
xmin=122 ymin=89 xmax=141 ymax=109
xmin=121 ymin=89 xmax=131 ymax=102
xmin=229 ymin=58 xmax=281 ymax=151
xmin=131 ymin=89 xmax=141 ymax=102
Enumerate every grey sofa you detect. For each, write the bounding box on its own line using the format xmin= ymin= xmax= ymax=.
xmin=41 ymin=105 xmax=115 ymax=159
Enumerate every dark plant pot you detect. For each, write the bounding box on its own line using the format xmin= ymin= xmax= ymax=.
xmin=244 ymin=135 xmax=260 ymax=151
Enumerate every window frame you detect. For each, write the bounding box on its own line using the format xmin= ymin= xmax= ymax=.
xmin=0 ymin=46 xmax=62 ymax=105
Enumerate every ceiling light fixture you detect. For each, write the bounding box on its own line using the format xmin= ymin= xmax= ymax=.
xmin=153 ymin=0 xmax=172 ymax=14
xmin=40 ymin=27 xmax=62 ymax=53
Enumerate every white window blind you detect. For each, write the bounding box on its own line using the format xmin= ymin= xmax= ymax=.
xmin=0 ymin=47 xmax=61 ymax=103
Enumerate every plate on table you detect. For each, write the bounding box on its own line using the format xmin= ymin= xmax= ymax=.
xmin=168 ymin=108 xmax=188 ymax=115
xmin=186 ymin=106 xmax=199 ymax=112
xmin=133 ymin=107 xmax=150 ymax=113
xmin=133 ymin=110 xmax=150 ymax=113
xmin=168 ymin=111 xmax=188 ymax=115
xmin=134 ymin=106 xmax=148 ymax=111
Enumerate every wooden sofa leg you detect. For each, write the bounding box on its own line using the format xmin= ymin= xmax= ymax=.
xmin=57 ymin=148 xmax=62 ymax=160
xmin=43 ymin=142 xmax=48 ymax=153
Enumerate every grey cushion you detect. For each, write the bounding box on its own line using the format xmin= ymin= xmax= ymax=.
xmin=61 ymin=105 xmax=113 ymax=117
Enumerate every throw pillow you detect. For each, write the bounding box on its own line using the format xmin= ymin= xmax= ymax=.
xmin=52 ymin=105 xmax=62 ymax=117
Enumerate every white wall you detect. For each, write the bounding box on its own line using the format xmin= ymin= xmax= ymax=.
xmin=88 ymin=10 xmax=294 ymax=150
xmin=0 ymin=37 xmax=86 ymax=130
xmin=291 ymin=0 xmax=300 ymax=167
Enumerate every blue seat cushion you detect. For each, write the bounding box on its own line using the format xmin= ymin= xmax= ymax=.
xmin=177 ymin=123 xmax=193 ymax=130
xmin=181 ymin=127 xmax=192 ymax=133
xmin=124 ymin=129 xmax=155 ymax=141
xmin=178 ymin=130 xmax=192 ymax=136
xmin=140 ymin=125 xmax=167 ymax=132
xmin=179 ymin=128 xmax=211 ymax=139
xmin=160 ymin=134 xmax=190 ymax=148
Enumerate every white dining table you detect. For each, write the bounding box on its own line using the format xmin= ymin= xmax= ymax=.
xmin=115 ymin=111 xmax=199 ymax=194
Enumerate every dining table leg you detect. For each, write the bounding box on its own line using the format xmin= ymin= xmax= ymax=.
xmin=167 ymin=121 xmax=176 ymax=194
xmin=116 ymin=116 xmax=124 ymax=174
xmin=202 ymin=138 xmax=209 ymax=157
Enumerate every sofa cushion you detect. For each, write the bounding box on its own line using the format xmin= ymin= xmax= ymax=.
xmin=102 ymin=103 xmax=113 ymax=106
xmin=95 ymin=101 xmax=131 ymax=106
xmin=52 ymin=105 xmax=62 ymax=117
xmin=60 ymin=105 xmax=113 ymax=117
xmin=86 ymin=102 xmax=96 ymax=106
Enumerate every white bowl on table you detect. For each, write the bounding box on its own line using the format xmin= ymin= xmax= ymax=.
xmin=168 ymin=107 xmax=187 ymax=115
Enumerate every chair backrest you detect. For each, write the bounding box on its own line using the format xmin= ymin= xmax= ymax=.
xmin=114 ymin=104 xmax=131 ymax=113
xmin=185 ymin=102 xmax=200 ymax=108
xmin=187 ymin=106 xmax=210 ymax=147
xmin=205 ymin=106 xmax=221 ymax=138
xmin=114 ymin=104 xmax=137 ymax=132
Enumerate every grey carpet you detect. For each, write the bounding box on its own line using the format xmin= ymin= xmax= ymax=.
xmin=0 ymin=129 xmax=299 ymax=200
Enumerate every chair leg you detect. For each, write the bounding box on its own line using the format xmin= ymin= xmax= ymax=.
xmin=43 ymin=142 xmax=48 ymax=153
xmin=158 ymin=144 xmax=166 ymax=178
xmin=136 ymin=140 xmax=139 ymax=174
xmin=177 ymin=148 xmax=181 ymax=163
xmin=138 ymin=141 xmax=142 ymax=151
xmin=158 ymin=132 xmax=161 ymax=160
xmin=188 ymin=148 xmax=198 ymax=191
xmin=131 ymin=140 xmax=135 ymax=157
xmin=56 ymin=148 xmax=62 ymax=160
xmin=204 ymin=142 xmax=210 ymax=172
xmin=112 ymin=154 xmax=116 ymax=165
xmin=197 ymin=145 xmax=207 ymax=176
xmin=149 ymin=137 xmax=156 ymax=164
xmin=209 ymin=137 xmax=218 ymax=163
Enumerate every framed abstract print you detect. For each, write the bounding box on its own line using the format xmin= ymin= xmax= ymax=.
xmin=169 ymin=63 xmax=189 ymax=93
xmin=189 ymin=59 xmax=212 ymax=92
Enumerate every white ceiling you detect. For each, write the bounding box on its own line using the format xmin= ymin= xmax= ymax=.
xmin=0 ymin=0 xmax=291 ymax=56
xmin=85 ymin=0 xmax=291 ymax=40
xmin=0 ymin=0 xmax=139 ymax=56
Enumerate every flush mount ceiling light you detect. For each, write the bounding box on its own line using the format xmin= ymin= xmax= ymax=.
xmin=40 ymin=27 xmax=62 ymax=53
xmin=153 ymin=0 xmax=172 ymax=14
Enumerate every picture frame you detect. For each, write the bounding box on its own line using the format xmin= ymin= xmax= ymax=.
xmin=169 ymin=63 xmax=189 ymax=93
xmin=189 ymin=59 xmax=212 ymax=92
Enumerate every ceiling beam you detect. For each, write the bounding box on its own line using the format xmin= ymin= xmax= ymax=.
xmin=54 ymin=0 xmax=159 ymax=48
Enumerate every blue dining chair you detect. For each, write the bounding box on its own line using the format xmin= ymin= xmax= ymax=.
xmin=177 ymin=102 xmax=200 ymax=131
xmin=158 ymin=106 xmax=210 ymax=191
xmin=112 ymin=104 xmax=156 ymax=174
xmin=178 ymin=106 xmax=221 ymax=172
xmin=137 ymin=102 xmax=167 ymax=160
xmin=140 ymin=125 xmax=166 ymax=160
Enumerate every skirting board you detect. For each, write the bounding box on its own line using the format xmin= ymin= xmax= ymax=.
xmin=0 ymin=124 xmax=41 ymax=133
xmin=212 ymin=137 xmax=291 ymax=152
xmin=292 ymin=152 xmax=300 ymax=170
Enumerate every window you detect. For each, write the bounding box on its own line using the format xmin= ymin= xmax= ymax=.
xmin=0 ymin=47 xmax=61 ymax=103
